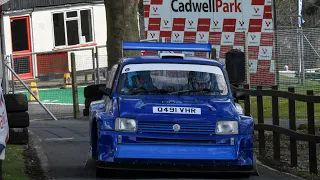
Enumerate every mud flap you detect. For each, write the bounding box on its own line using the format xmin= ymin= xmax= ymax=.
xmin=251 ymin=154 xmax=260 ymax=176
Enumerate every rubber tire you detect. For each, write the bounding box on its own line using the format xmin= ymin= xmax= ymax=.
xmin=84 ymin=84 xmax=105 ymax=99
xmin=85 ymin=97 xmax=101 ymax=107
xmin=95 ymin=130 xmax=115 ymax=178
xmin=95 ymin=128 xmax=103 ymax=177
xmin=8 ymin=128 xmax=29 ymax=145
xmin=83 ymin=108 xmax=89 ymax=117
xmin=7 ymin=112 xmax=30 ymax=128
xmin=4 ymin=94 xmax=28 ymax=113
xmin=96 ymin=167 xmax=104 ymax=178
xmin=238 ymin=173 xmax=251 ymax=178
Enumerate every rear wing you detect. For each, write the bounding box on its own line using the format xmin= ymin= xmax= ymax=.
xmin=122 ymin=41 xmax=213 ymax=57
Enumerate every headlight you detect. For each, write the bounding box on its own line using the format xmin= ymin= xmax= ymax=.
xmin=115 ymin=118 xmax=137 ymax=132
xmin=216 ymin=121 xmax=238 ymax=135
xmin=235 ymin=103 xmax=244 ymax=115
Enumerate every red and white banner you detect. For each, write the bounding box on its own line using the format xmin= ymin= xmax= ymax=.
xmin=0 ymin=0 xmax=10 ymax=160
xmin=143 ymin=0 xmax=275 ymax=86
xmin=0 ymin=84 xmax=9 ymax=160
xmin=0 ymin=0 xmax=9 ymax=5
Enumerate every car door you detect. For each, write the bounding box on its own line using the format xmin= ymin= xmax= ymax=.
xmin=104 ymin=64 xmax=119 ymax=112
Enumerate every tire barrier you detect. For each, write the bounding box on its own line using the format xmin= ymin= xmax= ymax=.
xmin=4 ymin=94 xmax=30 ymax=145
xmin=83 ymin=84 xmax=105 ymax=116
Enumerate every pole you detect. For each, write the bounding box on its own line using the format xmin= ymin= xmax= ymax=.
xmin=10 ymin=55 xmax=14 ymax=94
xmin=297 ymin=27 xmax=302 ymax=84
xmin=301 ymin=28 xmax=305 ymax=85
xmin=244 ymin=31 xmax=250 ymax=85
xmin=273 ymin=0 xmax=280 ymax=85
xmin=2 ymin=56 xmax=9 ymax=94
xmin=71 ymin=53 xmax=80 ymax=119
xmin=4 ymin=62 xmax=58 ymax=121
xmin=95 ymin=46 xmax=100 ymax=84
xmin=297 ymin=0 xmax=305 ymax=85
xmin=92 ymin=48 xmax=96 ymax=84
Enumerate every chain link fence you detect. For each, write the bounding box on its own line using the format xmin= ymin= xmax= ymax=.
xmin=4 ymin=28 xmax=320 ymax=121
xmin=4 ymin=46 xmax=108 ymax=120
xmin=157 ymin=28 xmax=320 ymax=123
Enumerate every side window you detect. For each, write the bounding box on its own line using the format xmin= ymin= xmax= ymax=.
xmin=106 ymin=64 xmax=118 ymax=89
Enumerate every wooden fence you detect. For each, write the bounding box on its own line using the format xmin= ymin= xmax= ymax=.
xmin=236 ymin=84 xmax=320 ymax=175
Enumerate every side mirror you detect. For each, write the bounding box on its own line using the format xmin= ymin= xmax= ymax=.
xmin=231 ymin=85 xmax=245 ymax=101
xmin=225 ymin=49 xmax=245 ymax=84
xmin=99 ymin=86 xmax=111 ymax=98
xmin=234 ymin=91 xmax=245 ymax=100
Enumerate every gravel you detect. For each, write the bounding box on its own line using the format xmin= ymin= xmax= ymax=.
xmin=254 ymin=129 xmax=320 ymax=180
xmin=23 ymin=144 xmax=49 ymax=180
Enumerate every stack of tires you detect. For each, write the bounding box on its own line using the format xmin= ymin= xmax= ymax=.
xmin=83 ymin=84 xmax=105 ymax=116
xmin=4 ymin=94 xmax=30 ymax=145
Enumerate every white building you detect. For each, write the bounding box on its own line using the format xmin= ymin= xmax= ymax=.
xmin=0 ymin=0 xmax=108 ymax=80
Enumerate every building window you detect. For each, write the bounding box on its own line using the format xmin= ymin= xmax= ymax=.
xmin=53 ymin=9 xmax=93 ymax=47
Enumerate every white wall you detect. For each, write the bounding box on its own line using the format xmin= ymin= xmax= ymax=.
xmin=2 ymin=15 xmax=12 ymax=56
xmin=1 ymin=3 xmax=108 ymax=78
xmin=67 ymin=4 xmax=108 ymax=72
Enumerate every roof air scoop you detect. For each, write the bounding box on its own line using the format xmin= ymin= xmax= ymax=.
xmin=159 ymin=53 xmax=185 ymax=59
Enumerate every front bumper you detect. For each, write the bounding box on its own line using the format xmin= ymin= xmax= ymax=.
xmin=96 ymin=131 xmax=253 ymax=171
xmin=96 ymin=161 xmax=253 ymax=173
xmin=116 ymin=144 xmax=239 ymax=160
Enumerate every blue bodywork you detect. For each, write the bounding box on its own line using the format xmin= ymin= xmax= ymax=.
xmin=89 ymin=42 xmax=254 ymax=173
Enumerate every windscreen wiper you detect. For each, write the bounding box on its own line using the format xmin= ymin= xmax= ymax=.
xmin=128 ymin=88 xmax=169 ymax=95
xmin=149 ymin=89 xmax=170 ymax=94
xmin=169 ymin=88 xmax=223 ymax=95
xmin=128 ymin=87 xmax=149 ymax=95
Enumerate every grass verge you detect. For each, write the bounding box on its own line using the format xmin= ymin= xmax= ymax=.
xmin=2 ymin=145 xmax=28 ymax=180
xmin=238 ymin=97 xmax=320 ymax=120
xmin=2 ymin=143 xmax=48 ymax=180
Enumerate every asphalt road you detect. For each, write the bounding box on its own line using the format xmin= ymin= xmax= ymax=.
xmin=29 ymin=119 xmax=304 ymax=180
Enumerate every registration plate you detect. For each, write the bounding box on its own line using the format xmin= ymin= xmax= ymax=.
xmin=152 ymin=106 xmax=201 ymax=115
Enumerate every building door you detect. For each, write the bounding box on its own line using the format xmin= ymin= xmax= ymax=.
xmin=10 ymin=16 xmax=33 ymax=79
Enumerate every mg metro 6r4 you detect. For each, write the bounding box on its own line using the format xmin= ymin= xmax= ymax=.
xmin=88 ymin=42 xmax=255 ymax=178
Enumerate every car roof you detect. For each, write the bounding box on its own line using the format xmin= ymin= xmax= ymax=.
xmin=120 ymin=55 xmax=224 ymax=68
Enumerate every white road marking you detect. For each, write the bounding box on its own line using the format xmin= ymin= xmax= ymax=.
xmin=29 ymin=102 xmax=85 ymax=106
xmin=44 ymin=137 xmax=74 ymax=141
xmin=15 ymin=85 xmax=88 ymax=93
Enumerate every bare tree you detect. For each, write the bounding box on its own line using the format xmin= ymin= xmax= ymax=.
xmin=104 ymin=0 xmax=140 ymax=68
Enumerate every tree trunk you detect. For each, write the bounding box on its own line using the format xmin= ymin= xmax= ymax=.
xmin=104 ymin=0 xmax=140 ymax=68
xmin=138 ymin=0 xmax=145 ymax=39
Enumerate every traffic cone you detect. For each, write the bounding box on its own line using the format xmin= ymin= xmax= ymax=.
xmin=30 ymin=82 xmax=39 ymax=101
xmin=62 ymin=72 xmax=72 ymax=89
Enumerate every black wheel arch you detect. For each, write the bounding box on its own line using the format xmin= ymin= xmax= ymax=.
xmin=91 ymin=119 xmax=98 ymax=159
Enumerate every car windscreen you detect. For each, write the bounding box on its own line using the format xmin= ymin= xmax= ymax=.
xmin=117 ymin=63 xmax=229 ymax=96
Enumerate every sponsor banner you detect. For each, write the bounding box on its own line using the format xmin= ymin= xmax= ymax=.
xmin=221 ymin=32 xmax=235 ymax=46
xmin=247 ymin=32 xmax=261 ymax=46
xmin=0 ymin=84 xmax=9 ymax=160
xmin=144 ymin=0 xmax=275 ymax=86
xmin=196 ymin=32 xmax=210 ymax=43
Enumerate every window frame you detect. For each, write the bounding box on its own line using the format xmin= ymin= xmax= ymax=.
xmin=116 ymin=63 xmax=230 ymax=96
xmin=106 ymin=64 xmax=119 ymax=90
xmin=51 ymin=7 xmax=94 ymax=48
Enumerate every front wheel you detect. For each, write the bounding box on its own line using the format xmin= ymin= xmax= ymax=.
xmin=238 ymin=173 xmax=251 ymax=178
xmin=96 ymin=166 xmax=117 ymax=178
xmin=96 ymin=166 xmax=104 ymax=177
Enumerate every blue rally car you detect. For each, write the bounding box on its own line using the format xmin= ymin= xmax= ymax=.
xmin=89 ymin=42 xmax=255 ymax=178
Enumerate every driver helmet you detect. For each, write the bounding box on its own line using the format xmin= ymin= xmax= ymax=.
xmin=189 ymin=71 xmax=212 ymax=89
xmin=127 ymin=71 xmax=154 ymax=90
